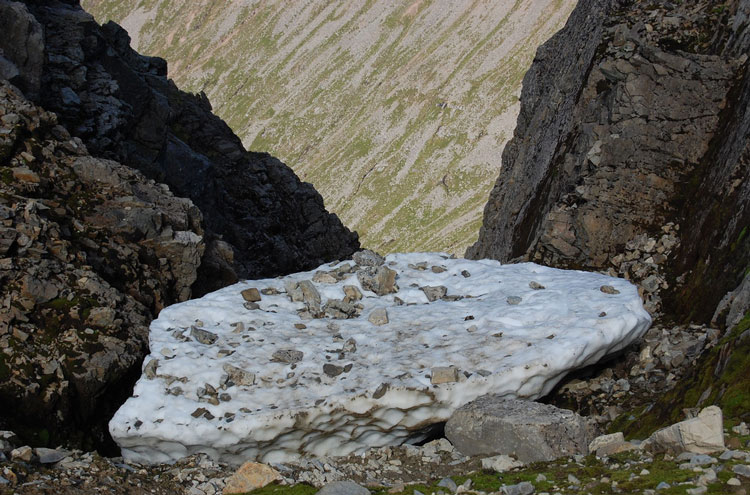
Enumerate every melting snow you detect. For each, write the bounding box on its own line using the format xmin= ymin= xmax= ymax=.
xmin=110 ymin=253 xmax=651 ymax=464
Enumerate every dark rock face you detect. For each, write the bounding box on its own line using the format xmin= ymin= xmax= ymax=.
xmin=0 ymin=80 xmax=203 ymax=450
xmin=0 ymin=0 xmax=358 ymax=450
xmin=12 ymin=0 xmax=359 ymax=295
xmin=468 ymin=0 xmax=749 ymax=324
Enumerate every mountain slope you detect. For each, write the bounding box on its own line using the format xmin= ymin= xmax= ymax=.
xmin=82 ymin=0 xmax=576 ymax=254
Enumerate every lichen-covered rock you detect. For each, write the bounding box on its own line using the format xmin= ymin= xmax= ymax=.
xmin=467 ymin=0 xmax=749 ymax=324
xmin=0 ymin=80 xmax=204 ymax=451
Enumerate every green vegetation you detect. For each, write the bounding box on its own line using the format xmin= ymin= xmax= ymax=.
xmin=236 ymin=450 xmax=745 ymax=494
xmin=612 ymin=311 xmax=750 ymax=440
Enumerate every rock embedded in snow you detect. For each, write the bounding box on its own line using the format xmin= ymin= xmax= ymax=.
xmin=368 ymin=308 xmax=389 ymax=326
xmin=110 ymin=253 xmax=651 ymax=464
xmin=241 ymin=288 xmax=261 ymax=302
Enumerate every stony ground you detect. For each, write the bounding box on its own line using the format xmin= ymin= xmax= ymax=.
xmin=1 ymin=427 xmax=749 ymax=494
xmin=1 ymin=318 xmax=749 ymax=495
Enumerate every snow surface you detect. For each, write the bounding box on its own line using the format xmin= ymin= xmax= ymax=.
xmin=110 ymin=253 xmax=651 ymax=464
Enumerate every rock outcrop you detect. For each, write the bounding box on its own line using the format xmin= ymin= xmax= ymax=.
xmin=2 ymin=0 xmax=359 ymax=296
xmin=0 ymin=80 xmax=203 ymax=450
xmin=467 ymin=0 xmax=750 ymax=324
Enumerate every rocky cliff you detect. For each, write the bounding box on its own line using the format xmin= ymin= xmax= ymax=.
xmin=0 ymin=79 xmax=204 ymax=450
xmin=1 ymin=0 xmax=359 ymax=297
xmin=0 ymin=0 xmax=359 ymax=450
xmin=82 ymin=0 xmax=577 ymax=255
xmin=468 ymin=0 xmax=749 ymax=326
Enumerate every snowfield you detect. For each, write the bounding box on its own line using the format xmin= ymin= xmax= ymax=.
xmin=110 ymin=253 xmax=651 ymax=464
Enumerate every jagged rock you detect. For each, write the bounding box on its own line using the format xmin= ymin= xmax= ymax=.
xmin=0 ymin=80 xmax=205 ymax=450
xmin=467 ymin=0 xmax=750 ymax=324
xmin=343 ymin=285 xmax=363 ymax=303
xmin=352 ymin=249 xmax=385 ymax=267
xmin=357 ymin=266 xmax=398 ymax=296
xmin=9 ymin=0 xmax=358 ymax=301
xmin=223 ymin=364 xmax=255 ymax=386
xmin=0 ymin=1 xmax=43 ymax=98
xmin=323 ymin=299 xmax=361 ymax=319
xmin=445 ymin=396 xmax=593 ymax=462
xmin=299 ymin=280 xmax=322 ymax=311
xmin=643 ymin=406 xmax=725 ymax=455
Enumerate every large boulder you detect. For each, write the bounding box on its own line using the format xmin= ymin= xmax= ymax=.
xmin=643 ymin=406 xmax=725 ymax=455
xmin=445 ymin=396 xmax=593 ymax=462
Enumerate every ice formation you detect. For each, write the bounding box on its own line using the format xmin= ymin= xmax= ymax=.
xmin=110 ymin=253 xmax=651 ymax=464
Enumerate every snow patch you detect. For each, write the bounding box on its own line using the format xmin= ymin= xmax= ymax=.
xmin=110 ymin=253 xmax=651 ymax=464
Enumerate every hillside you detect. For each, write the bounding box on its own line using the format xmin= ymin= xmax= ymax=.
xmin=82 ymin=0 xmax=576 ymax=254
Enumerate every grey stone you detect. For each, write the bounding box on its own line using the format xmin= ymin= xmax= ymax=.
xmin=600 ymin=285 xmax=620 ymax=295
xmin=323 ymin=363 xmax=344 ymax=377
xmin=437 ymin=477 xmax=457 ymax=492
xmin=353 ymin=249 xmax=385 ymax=267
xmin=190 ymin=326 xmax=218 ymax=345
xmin=445 ymin=396 xmax=591 ymax=462
xmin=656 ymin=481 xmax=670 ymax=490
xmin=481 ymin=454 xmax=524 ymax=472
xmin=733 ymin=464 xmax=750 ymax=478
xmin=34 ymin=447 xmax=68 ymax=464
xmin=529 ymin=281 xmax=545 ymax=290
xmin=316 ymin=480 xmax=370 ymax=495
xmin=501 ymin=481 xmax=534 ymax=495
xmin=644 ymin=406 xmax=724 ymax=454
xmin=299 ymin=280 xmax=321 ymax=311
xmin=506 ymin=295 xmax=522 ymax=305
xmin=271 ymin=349 xmax=303 ymax=364
xmin=421 ymin=285 xmax=447 ymax=302
xmin=223 ymin=364 xmax=255 ymax=386
xmin=358 ymin=266 xmax=398 ymax=296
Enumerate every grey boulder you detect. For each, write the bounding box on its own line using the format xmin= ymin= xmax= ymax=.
xmin=316 ymin=480 xmax=370 ymax=495
xmin=445 ymin=396 xmax=592 ymax=462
